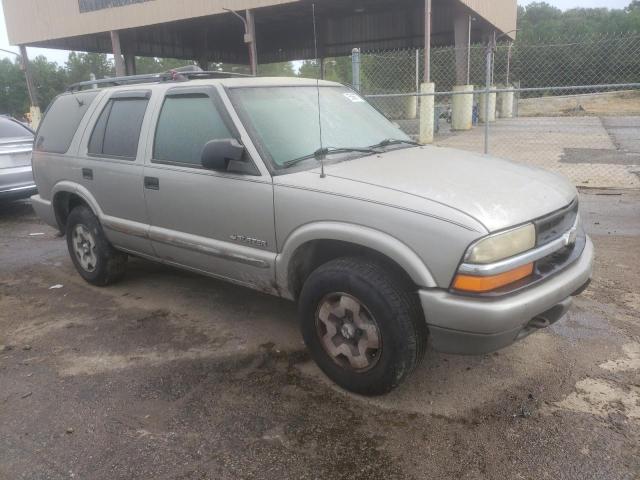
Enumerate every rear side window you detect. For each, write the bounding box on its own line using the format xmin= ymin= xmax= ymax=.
xmin=0 ymin=117 xmax=33 ymax=139
xmin=35 ymin=91 xmax=99 ymax=153
xmin=153 ymin=94 xmax=233 ymax=166
xmin=89 ymin=96 xmax=149 ymax=159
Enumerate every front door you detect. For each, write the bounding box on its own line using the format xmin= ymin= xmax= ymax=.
xmin=142 ymin=86 xmax=277 ymax=293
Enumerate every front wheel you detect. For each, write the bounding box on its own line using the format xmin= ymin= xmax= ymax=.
xmin=298 ymin=257 xmax=427 ymax=396
xmin=66 ymin=205 xmax=127 ymax=286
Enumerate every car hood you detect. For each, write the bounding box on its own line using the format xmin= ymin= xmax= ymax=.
xmin=299 ymin=145 xmax=577 ymax=232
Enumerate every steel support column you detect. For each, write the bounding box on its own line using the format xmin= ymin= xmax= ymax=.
xmin=424 ymin=0 xmax=432 ymax=82
xmin=245 ymin=9 xmax=258 ymax=75
xmin=110 ymin=31 xmax=126 ymax=77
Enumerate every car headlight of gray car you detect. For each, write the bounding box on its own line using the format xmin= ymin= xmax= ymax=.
xmin=453 ymin=216 xmax=582 ymax=294
xmin=465 ymin=223 xmax=536 ymax=264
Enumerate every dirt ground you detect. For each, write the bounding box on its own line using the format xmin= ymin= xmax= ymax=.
xmin=1 ymin=190 xmax=639 ymax=480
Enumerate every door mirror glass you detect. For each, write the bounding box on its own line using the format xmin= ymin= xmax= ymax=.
xmin=201 ymin=139 xmax=246 ymax=171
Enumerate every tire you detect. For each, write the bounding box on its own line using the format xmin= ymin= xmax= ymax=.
xmin=298 ymin=257 xmax=427 ymax=396
xmin=65 ymin=205 xmax=127 ymax=286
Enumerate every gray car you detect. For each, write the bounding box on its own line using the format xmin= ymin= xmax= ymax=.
xmin=30 ymin=75 xmax=593 ymax=395
xmin=0 ymin=115 xmax=36 ymax=201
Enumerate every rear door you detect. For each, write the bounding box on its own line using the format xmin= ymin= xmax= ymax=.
xmin=79 ymin=90 xmax=154 ymax=255
xmin=142 ymin=85 xmax=277 ymax=293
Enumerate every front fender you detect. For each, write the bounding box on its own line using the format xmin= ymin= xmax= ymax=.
xmin=275 ymin=221 xmax=438 ymax=299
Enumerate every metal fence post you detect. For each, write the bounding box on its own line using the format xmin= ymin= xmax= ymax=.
xmin=352 ymin=48 xmax=361 ymax=92
xmin=484 ymin=39 xmax=493 ymax=155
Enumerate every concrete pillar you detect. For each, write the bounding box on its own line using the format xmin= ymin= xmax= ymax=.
xmin=497 ymin=90 xmax=514 ymax=118
xmin=419 ymin=82 xmax=435 ymax=144
xmin=477 ymin=87 xmax=497 ymax=123
xmin=110 ymin=31 xmax=126 ymax=77
xmin=453 ymin=10 xmax=470 ymax=86
xmin=124 ymin=53 xmax=136 ymax=76
xmin=29 ymin=106 xmax=42 ymax=130
xmin=451 ymin=85 xmax=474 ymax=131
xmin=352 ymin=48 xmax=361 ymax=92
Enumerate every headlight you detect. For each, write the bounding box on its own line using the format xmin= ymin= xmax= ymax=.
xmin=465 ymin=223 xmax=536 ymax=264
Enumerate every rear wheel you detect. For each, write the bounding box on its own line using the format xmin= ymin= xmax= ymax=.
xmin=298 ymin=257 xmax=427 ymax=395
xmin=66 ymin=205 xmax=127 ymax=286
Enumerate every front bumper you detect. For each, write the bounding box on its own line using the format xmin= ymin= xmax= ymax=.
xmin=419 ymin=235 xmax=594 ymax=355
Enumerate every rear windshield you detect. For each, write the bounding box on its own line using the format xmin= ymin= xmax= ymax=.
xmin=35 ymin=91 xmax=100 ymax=154
xmin=0 ymin=117 xmax=33 ymax=139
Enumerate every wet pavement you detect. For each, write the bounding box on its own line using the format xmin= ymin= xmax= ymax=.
xmin=1 ymin=191 xmax=639 ymax=479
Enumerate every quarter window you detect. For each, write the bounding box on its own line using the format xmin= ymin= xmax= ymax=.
xmin=88 ymin=97 xmax=149 ymax=159
xmin=153 ymin=94 xmax=233 ymax=166
xmin=35 ymin=91 xmax=99 ymax=154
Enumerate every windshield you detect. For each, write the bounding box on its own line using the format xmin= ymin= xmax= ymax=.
xmin=228 ymin=86 xmax=412 ymax=169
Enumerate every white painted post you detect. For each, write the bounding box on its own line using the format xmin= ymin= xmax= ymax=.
xmin=451 ymin=85 xmax=474 ymax=130
xmin=419 ymin=82 xmax=435 ymax=144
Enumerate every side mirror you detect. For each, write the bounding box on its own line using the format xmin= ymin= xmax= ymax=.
xmin=201 ymin=139 xmax=246 ymax=171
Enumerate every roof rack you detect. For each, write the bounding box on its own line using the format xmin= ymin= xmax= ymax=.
xmin=67 ymin=68 xmax=254 ymax=92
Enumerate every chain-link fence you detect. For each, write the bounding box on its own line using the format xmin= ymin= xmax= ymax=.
xmin=357 ymin=33 xmax=640 ymax=189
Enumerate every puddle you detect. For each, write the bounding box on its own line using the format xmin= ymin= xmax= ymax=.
xmin=550 ymin=308 xmax=612 ymax=341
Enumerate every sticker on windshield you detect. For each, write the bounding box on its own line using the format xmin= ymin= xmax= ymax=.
xmin=343 ymin=92 xmax=365 ymax=103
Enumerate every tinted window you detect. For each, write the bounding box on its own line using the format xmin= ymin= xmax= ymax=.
xmin=153 ymin=94 xmax=233 ymax=166
xmin=89 ymin=97 xmax=149 ymax=159
xmin=35 ymin=91 xmax=99 ymax=153
xmin=0 ymin=117 xmax=33 ymax=139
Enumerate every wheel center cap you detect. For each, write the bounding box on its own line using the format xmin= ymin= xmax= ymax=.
xmin=341 ymin=323 xmax=356 ymax=340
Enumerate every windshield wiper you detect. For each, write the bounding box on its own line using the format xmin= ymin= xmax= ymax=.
xmin=282 ymin=146 xmax=379 ymax=169
xmin=369 ymin=138 xmax=422 ymax=149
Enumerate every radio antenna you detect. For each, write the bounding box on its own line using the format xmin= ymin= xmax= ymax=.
xmin=312 ymin=3 xmax=326 ymax=178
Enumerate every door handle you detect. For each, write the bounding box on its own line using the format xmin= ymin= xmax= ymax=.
xmin=82 ymin=168 xmax=93 ymax=180
xmin=144 ymin=176 xmax=159 ymax=190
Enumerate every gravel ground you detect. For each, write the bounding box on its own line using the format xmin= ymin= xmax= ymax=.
xmin=1 ymin=190 xmax=639 ymax=480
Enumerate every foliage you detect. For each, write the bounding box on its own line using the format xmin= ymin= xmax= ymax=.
xmin=517 ymin=2 xmax=640 ymax=43
xmin=66 ymin=52 xmax=114 ymax=85
xmin=0 ymin=56 xmax=67 ymax=117
xmin=135 ymin=57 xmax=190 ymax=74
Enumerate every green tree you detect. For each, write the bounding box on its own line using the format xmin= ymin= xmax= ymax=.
xmin=0 ymin=58 xmax=29 ymax=117
xmin=298 ymin=57 xmax=352 ymax=85
xmin=30 ymin=55 xmax=68 ymax=111
xmin=258 ymin=61 xmax=295 ymax=77
xmin=65 ymin=52 xmax=114 ymax=84
xmin=135 ymin=57 xmax=191 ymax=74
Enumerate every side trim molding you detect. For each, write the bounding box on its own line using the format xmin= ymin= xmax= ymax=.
xmin=149 ymin=227 xmax=271 ymax=269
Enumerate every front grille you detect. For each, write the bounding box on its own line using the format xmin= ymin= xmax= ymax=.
xmin=535 ymin=199 xmax=579 ymax=246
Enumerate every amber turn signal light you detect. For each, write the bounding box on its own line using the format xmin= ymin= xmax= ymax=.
xmin=453 ymin=263 xmax=534 ymax=293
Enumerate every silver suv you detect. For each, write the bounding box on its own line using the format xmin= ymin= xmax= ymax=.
xmin=30 ymin=74 xmax=593 ymax=395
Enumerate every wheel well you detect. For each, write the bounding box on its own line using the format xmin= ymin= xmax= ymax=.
xmin=287 ymin=240 xmax=418 ymax=300
xmin=53 ymin=192 xmax=89 ymax=232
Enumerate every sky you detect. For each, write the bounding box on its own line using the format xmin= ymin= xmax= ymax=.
xmin=0 ymin=0 xmax=634 ymax=66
